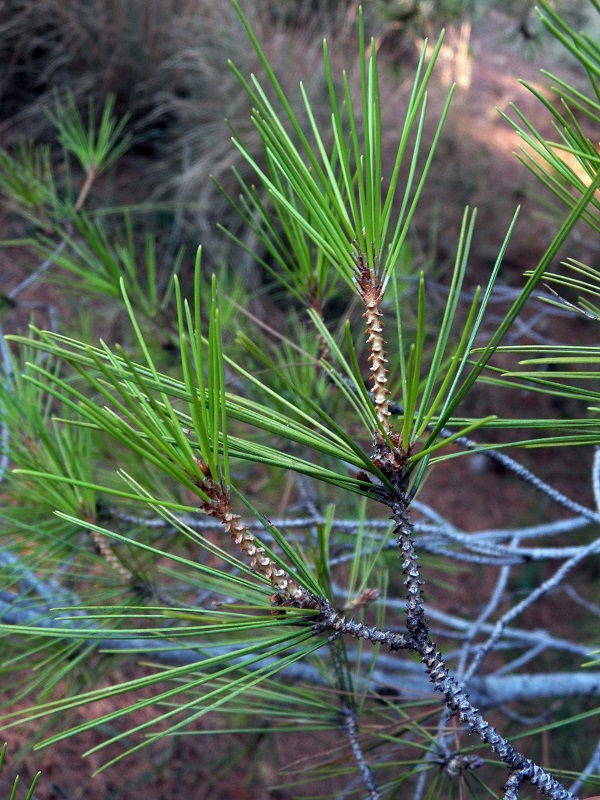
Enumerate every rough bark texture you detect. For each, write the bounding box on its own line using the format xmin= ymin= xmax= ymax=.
xmin=388 ymin=492 xmax=577 ymax=800
xmin=354 ymin=250 xmax=391 ymax=433
xmin=195 ymin=468 xmax=317 ymax=606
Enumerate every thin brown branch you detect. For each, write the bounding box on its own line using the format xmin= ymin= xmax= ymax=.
xmin=354 ymin=249 xmax=391 ymax=435
xmin=89 ymin=529 xmax=132 ymax=581
xmin=73 ymin=164 xmax=98 ymax=213
xmin=194 ymin=463 xmax=317 ymax=608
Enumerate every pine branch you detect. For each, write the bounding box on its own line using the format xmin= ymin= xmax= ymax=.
xmin=313 ymin=600 xmax=412 ymax=651
xmin=2 ymin=589 xmax=600 ymax=706
xmin=386 ymin=490 xmax=579 ymax=800
xmin=188 ymin=465 xmax=319 ymax=609
xmin=354 ymin=247 xmax=391 ymax=437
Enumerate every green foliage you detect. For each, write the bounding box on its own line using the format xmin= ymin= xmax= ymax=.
xmin=0 ymin=744 xmax=40 ymax=800
xmin=0 ymin=1 xmax=600 ymax=798
xmin=503 ymin=0 xmax=600 ymax=236
xmin=481 ymin=0 xmax=600 ymax=409
xmin=46 ymin=92 xmax=132 ymax=176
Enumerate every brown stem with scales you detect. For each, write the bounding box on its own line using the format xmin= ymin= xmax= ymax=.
xmin=308 ymin=279 xmax=331 ymax=363
xmin=353 ymin=247 xmax=412 ymax=476
xmin=87 ymin=524 xmax=131 ymax=581
xmin=193 ymin=461 xmax=318 ymax=609
xmin=354 ymin=251 xmax=391 ymax=436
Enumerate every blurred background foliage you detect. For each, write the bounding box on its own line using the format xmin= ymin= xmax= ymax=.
xmin=0 ymin=0 xmax=596 ymax=276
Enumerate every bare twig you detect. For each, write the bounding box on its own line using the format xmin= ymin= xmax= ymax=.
xmin=468 ymin=535 xmax=600 ymax=679
xmin=568 ymin=738 xmax=600 ymax=797
xmin=340 ymin=704 xmax=381 ymax=800
xmin=313 ymin=600 xmax=412 ymax=651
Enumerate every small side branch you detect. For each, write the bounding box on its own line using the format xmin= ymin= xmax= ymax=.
xmin=314 ymin=600 xmax=412 ymax=651
xmin=341 ymin=704 xmax=381 ymax=800
xmin=504 ymin=770 xmax=527 ymax=800
xmin=354 ymin=248 xmax=391 ymax=436
xmin=194 ymin=466 xmax=318 ymax=608
xmin=89 ymin=528 xmax=132 ymax=581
